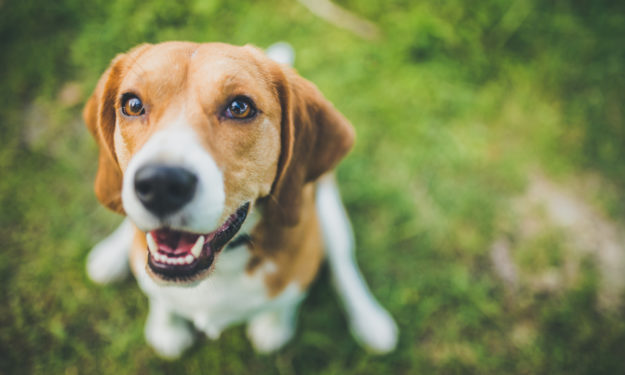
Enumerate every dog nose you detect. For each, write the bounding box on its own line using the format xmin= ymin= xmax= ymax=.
xmin=134 ymin=165 xmax=198 ymax=217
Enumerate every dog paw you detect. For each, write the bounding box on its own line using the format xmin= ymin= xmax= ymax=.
xmin=350 ymin=306 xmax=398 ymax=354
xmin=192 ymin=315 xmax=223 ymax=340
xmin=145 ymin=317 xmax=195 ymax=359
xmin=246 ymin=311 xmax=295 ymax=354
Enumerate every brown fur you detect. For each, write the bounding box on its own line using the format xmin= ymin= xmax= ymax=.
xmin=85 ymin=42 xmax=354 ymax=294
xmin=249 ymin=184 xmax=324 ymax=296
xmin=130 ymin=226 xmax=148 ymax=276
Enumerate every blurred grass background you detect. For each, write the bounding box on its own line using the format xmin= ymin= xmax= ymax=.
xmin=1 ymin=0 xmax=625 ymax=374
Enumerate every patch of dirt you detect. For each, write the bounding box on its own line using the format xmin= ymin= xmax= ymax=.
xmin=491 ymin=173 xmax=625 ymax=309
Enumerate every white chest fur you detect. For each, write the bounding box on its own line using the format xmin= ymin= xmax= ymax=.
xmin=134 ymin=244 xmax=303 ymax=339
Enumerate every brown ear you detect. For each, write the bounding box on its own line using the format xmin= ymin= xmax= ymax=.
xmin=83 ymin=44 xmax=151 ymax=213
xmin=267 ymin=66 xmax=355 ymax=225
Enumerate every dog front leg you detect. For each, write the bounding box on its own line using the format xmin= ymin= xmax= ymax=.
xmin=86 ymin=219 xmax=133 ymax=284
xmin=144 ymin=297 xmax=195 ymax=359
xmin=246 ymin=297 xmax=302 ymax=354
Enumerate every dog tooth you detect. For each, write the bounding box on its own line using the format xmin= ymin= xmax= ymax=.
xmin=146 ymin=233 xmax=158 ymax=255
xmin=191 ymin=235 xmax=204 ymax=258
xmin=185 ymin=254 xmax=194 ymax=264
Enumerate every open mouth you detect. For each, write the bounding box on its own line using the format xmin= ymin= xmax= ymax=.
xmin=145 ymin=202 xmax=249 ymax=282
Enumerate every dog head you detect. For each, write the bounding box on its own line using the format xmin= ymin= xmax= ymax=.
xmin=84 ymin=42 xmax=354 ymax=284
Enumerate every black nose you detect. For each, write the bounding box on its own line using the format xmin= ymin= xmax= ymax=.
xmin=134 ymin=165 xmax=198 ymax=217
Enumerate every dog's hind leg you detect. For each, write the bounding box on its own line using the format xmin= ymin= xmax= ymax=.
xmin=86 ymin=219 xmax=133 ymax=284
xmin=316 ymin=175 xmax=398 ymax=354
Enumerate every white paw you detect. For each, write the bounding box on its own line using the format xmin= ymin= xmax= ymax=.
xmin=246 ymin=311 xmax=295 ymax=354
xmin=349 ymin=306 xmax=398 ymax=354
xmin=145 ymin=317 xmax=195 ymax=359
xmin=86 ymin=241 xmax=130 ymax=284
xmin=192 ymin=315 xmax=223 ymax=340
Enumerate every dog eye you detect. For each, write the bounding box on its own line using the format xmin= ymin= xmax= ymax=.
xmin=121 ymin=94 xmax=145 ymax=116
xmin=224 ymin=97 xmax=256 ymax=120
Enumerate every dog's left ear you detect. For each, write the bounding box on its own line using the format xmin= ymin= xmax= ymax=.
xmin=83 ymin=44 xmax=151 ymax=213
xmin=267 ymin=65 xmax=355 ymax=225
xmin=83 ymin=58 xmax=124 ymax=213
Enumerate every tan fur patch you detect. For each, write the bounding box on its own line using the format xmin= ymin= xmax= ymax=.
xmin=248 ymin=184 xmax=324 ymax=296
xmin=130 ymin=227 xmax=148 ymax=277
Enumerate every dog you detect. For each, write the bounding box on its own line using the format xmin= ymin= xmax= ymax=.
xmin=84 ymin=41 xmax=397 ymax=358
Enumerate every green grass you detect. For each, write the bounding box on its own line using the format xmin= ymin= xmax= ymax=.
xmin=2 ymin=0 xmax=625 ymax=373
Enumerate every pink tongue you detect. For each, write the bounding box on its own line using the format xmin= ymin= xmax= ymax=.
xmin=152 ymin=229 xmax=199 ymax=255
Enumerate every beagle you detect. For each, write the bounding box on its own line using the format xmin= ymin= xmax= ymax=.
xmin=84 ymin=41 xmax=397 ymax=358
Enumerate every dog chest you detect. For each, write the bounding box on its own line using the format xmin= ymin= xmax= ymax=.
xmin=134 ymin=244 xmax=303 ymax=337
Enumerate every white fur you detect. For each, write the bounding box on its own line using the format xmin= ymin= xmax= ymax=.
xmin=265 ymin=42 xmax=295 ymax=66
xmin=136 ymin=246 xmax=304 ymax=356
xmin=316 ymin=175 xmax=399 ymax=354
xmin=86 ymin=219 xmax=133 ymax=284
xmin=144 ymin=297 xmax=195 ymax=359
xmin=246 ymin=299 xmax=300 ymax=353
xmin=121 ymin=127 xmax=225 ymax=233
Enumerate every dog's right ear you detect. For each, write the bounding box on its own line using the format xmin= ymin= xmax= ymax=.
xmin=264 ymin=64 xmax=355 ymax=226
xmin=83 ymin=44 xmax=151 ymax=213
